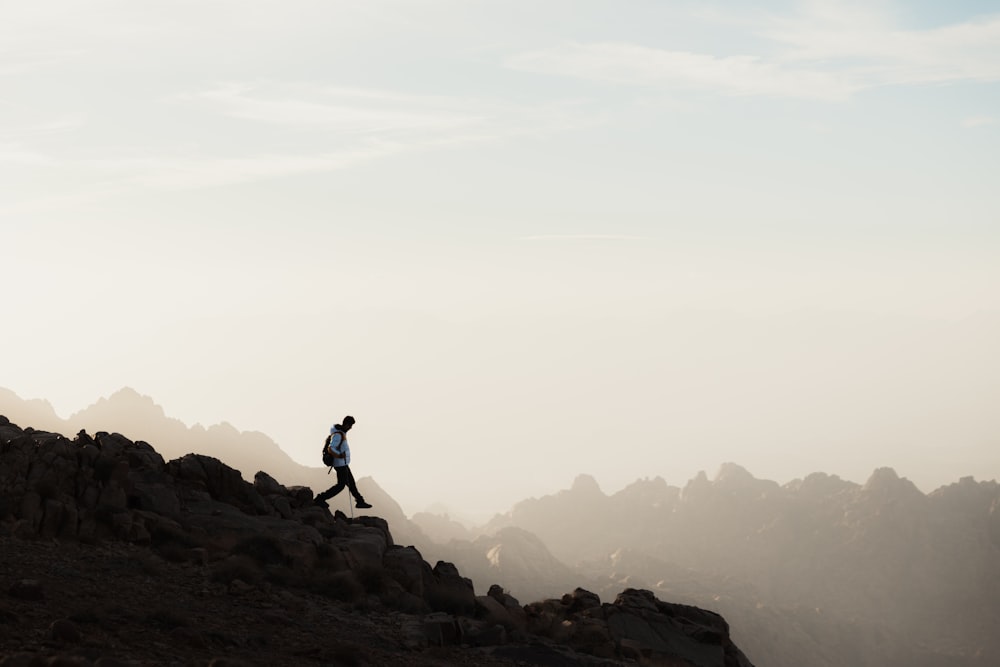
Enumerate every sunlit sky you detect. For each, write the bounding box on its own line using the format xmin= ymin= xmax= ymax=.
xmin=3 ymin=1 xmax=999 ymax=519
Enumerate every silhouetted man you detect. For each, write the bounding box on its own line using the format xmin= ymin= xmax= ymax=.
xmin=314 ymin=415 xmax=372 ymax=510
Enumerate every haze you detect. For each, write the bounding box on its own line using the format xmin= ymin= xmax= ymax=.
xmin=3 ymin=1 xmax=999 ymax=519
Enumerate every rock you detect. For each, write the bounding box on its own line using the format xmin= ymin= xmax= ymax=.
xmin=253 ymin=471 xmax=286 ymax=496
xmin=228 ymin=579 xmax=254 ymax=595
xmin=48 ymin=618 xmax=81 ymax=643
xmin=426 ymin=561 xmax=476 ymax=615
xmin=475 ymin=594 xmax=514 ymax=629
xmin=93 ymin=659 xmax=129 ymax=667
xmin=383 ymin=545 xmax=427 ymax=597
xmin=487 ymin=584 xmax=527 ymax=631
xmin=0 ymin=416 xmax=759 ymax=666
xmin=605 ymin=589 xmax=752 ymax=667
xmin=170 ymin=626 xmax=208 ymax=649
xmin=563 ymin=587 xmax=602 ymax=613
xmin=8 ymin=579 xmax=44 ymax=601
xmin=422 ymin=612 xmax=461 ymax=646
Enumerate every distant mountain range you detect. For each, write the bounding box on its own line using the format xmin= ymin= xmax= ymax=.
xmin=471 ymin=464 xmax=1000 ymax=666
xmin=3 ymin=387 xmax=998 ymax=667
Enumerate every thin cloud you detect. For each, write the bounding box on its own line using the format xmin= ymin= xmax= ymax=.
xmin=0 ymin=145 xmax=54 ymax=166
xmin=767 ymin=9 xmax=1000 ymax=87
xmin=0 ymin=49 xmax=86 ymax=77
xmin=519 ymin=234 xmax=649 ymax=242
xmin=508 ymin=43 xmax=859 ymax=101
xmin=506 ymin=7 xmax=1000 ymax=101
xmin=962 ymin=116 xmax=998 ymax=128
xmin=2 ymin=84 xmax=590 ymax=207
xmin=0 ymin=117 xmax=85 ymax=141
xmin=180 ymin=83 xmax=490 ymax=135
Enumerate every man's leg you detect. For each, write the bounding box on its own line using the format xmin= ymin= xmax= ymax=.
xmin=314 ymin=470 xmax=348 ymax=505
xmin=342 ymin=466 xmax=372 ymax=508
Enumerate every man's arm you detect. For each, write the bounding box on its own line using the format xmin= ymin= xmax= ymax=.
xmin=329 ymin=432 xmax=345 ymax=456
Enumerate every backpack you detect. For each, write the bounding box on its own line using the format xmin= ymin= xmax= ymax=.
xmin=322 ymin=431 xmax=343 ymax=467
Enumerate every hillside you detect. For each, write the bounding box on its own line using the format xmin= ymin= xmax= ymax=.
xmin=0 ymin=415 xmax=754 ymax=666
xmin=0 ymin=387 xmax=431 ymax=551
xmin=6 ymin=388 xmax=997 ymax=665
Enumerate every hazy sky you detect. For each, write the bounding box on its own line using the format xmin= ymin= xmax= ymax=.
xmin=3 ymin=0 xmax=999 ymax=519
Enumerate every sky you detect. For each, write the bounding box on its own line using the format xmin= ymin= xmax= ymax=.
xmin=3 ymin=0 xmax=999 ymax=520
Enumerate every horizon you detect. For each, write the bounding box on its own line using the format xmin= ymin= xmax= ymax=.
xmin=4 ymin=1 xmax=999 ymax=519
xmin=1 ymin=384 xmax=995 ymax=522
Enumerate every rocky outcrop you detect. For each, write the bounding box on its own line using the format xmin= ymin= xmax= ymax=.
xmin=0 ymin=387 xmax=436 ymax=552
xmin=522 ymin=587 xmax=753 ymax=666
xmin=0 ymin=415 xmax=753 ymax=666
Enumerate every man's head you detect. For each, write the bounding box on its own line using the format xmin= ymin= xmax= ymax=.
xmin=342 ymin=415 xmax=356 ymax=431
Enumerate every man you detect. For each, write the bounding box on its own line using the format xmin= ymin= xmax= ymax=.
xmin=314 ymin=415 xmax=373 ymax=509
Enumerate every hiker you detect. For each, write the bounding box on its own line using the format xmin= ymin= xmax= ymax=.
xmin=314 ymin=415 xmax=373 ymax=509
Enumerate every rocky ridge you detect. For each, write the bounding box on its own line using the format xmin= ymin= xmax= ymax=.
xmin=0 ymin=415 xmax=754 ymax=667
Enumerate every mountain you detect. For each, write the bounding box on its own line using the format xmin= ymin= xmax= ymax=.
xmin=6 ymin=387 xmax=998 ymax=665
xmin=0 ymin=387 xmax=431 ymax=552
xmin=0 ymin=414 xmax=754 ymax=666
xmin=471 ymin=463 xmax=1000 ymax=667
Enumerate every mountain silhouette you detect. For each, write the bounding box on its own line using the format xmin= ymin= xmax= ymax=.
xmin=468 ymin=462 xmax=1000 ymax=667
xmin=4 ymin=387 xmax=998 ymax=666
xmin=0 ymin=387 xmax=432 ymax=552
xmin=0 ymin=413 xmax=755 ymax=666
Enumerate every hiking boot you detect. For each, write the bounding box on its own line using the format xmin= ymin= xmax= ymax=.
xmin=355 ymin=501 xmax=372 ymax=509
xmin=313 ymin=498 xmax=330 ymax=508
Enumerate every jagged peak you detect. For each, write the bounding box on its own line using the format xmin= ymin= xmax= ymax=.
xmin=861 ymin=467 xmax=924 ymax=500
xmin=570 ymin=473 xmax=603 ymax=495
xmin=680 ymin=470 xmax=710 ymax=502
xmin=615 ymin=475 xmax=671 ymax=495
xmin=862 ymin=466 xmax=901 ymax=491
xmin=109 ymin=386 xmax=147 ymax=401
xmin=84 ymin=387 xmax=164 ymax=417
xmin=713 ymin=462 xmax=755 ymax=484
xmin=786 ymin=472 xmax=859 ymax=496
xmin=0 ymin=388 xmax=57 ymax=418
xmin=206 ymin=421 xmax=240 ymax=436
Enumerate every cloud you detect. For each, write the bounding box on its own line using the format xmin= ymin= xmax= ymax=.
xmin=0 ymin=145 xmax=54 ymax=166
xmin=506 ymin=6 xmax=1000 ymax=101
xmin=766 ymin=8 xmax=1000 ymax=87
xmin=508 ymin=42 xmax=859 ymax=101
xmin=1 ymin=83 xmax=589 ymax=209
xmin=0 ymin=117 xmax=85 ymax=141
xmin=115 ymin=148 xmax=400 ymax=191
xmin=0 ymin=49 xmax=86 ymax=77
xmin=519 ymin=234 xmax=649 ymax=242
xmin=962 ymin=116 xmax=998 ymax=128
xmin=180 ymin=83 xmax=491 ymax=135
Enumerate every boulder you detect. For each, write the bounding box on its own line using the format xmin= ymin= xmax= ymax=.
xmin=425 ymin=561 xmax=476 ymax=615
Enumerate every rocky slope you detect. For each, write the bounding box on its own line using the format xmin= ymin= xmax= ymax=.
xmin=0 ymin=415 xmax=754 ymax=666
xmin=0 ymin=387 xmax=432 ymax=551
